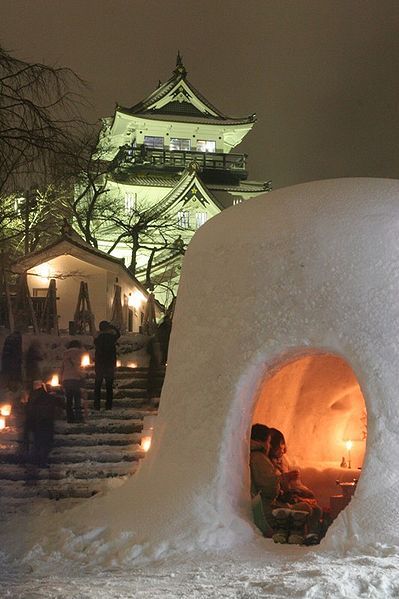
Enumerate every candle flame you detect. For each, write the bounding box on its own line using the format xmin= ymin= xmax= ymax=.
xmin=116 ymin=359 xmax=121 ymax=368
xmin=141 ymin=435 xmax=152 ymax=452
xmin=0 ymin=404 xmax=12 ymax=417
xmin=50 ymin=374 xmax=59 ymax=387
xmin=127 ymin=361 xmax=137 ymax=369
xmin=81 ymin=353 xmax=90 ymax=367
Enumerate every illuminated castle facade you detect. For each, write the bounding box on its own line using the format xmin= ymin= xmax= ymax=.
xmin=96 ymin=54 xmax=271 ymax=306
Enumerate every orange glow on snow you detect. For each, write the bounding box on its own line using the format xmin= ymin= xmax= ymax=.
xmin=141 ymin=436 xmax=152 ymax=452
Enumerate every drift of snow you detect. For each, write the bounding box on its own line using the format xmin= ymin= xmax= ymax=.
xmin=1 ymin=179 xmax=399 ymax=591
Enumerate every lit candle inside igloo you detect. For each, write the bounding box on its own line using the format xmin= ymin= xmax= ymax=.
xmin=346 ymin=440 xmax=353 ymax=469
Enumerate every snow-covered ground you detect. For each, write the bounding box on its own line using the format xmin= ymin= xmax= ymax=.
xmin=1 ymin=536 xmax=399 ymax=598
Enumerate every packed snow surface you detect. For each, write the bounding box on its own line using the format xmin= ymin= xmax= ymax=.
xmin=2 ymin=540 xmax=399 ymax=598
xmin=2 ymin=179 xmax=399 ymax=595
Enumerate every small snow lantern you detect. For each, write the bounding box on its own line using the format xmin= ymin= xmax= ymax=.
xmin=81 ymin=353 xmax=91 ymax=367
xmin=49 ymin=373 xmax=60 ymax=387
xmin=0 ymin=404 xmax=12 ymax=417
xmin=141 ymin=415 xmax=156 ymax=452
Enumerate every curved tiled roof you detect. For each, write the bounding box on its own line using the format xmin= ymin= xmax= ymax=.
xmin=117 ymin=54 xmax=255 ymax=125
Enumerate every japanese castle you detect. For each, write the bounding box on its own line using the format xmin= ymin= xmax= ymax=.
xmin=97 ymin=53 xmax=271 ymax=306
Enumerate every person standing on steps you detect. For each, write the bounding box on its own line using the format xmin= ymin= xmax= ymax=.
xmin=61 ymin=339 xmax=84 ymax=423
xmin=93 ymin=321 xmax=120 ymax=411
xmin=1 ymin=330 xmax=23 ymax=387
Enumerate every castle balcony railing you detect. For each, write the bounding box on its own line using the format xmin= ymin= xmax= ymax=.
xmin=117 ymin=146 xmax=248 ymax=180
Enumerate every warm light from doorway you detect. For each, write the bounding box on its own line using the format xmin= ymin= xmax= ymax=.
xmin=35 ymin=263 xmax=51 ymax=280
xmin=128 ymin=290 xmax=146 ymax=309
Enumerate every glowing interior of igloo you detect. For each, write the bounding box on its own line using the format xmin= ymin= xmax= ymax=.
xmin=252 ymin=352 xmax=366 ymax=506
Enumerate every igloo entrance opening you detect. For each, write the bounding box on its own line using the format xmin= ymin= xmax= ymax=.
xmin=251 ymin=353 xmax=367 ymax=523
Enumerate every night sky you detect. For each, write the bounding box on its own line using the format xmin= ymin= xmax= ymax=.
xmin=2 ymin=0 xmax=399 ymax=189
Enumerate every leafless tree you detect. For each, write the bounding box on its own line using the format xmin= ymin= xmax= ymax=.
xmin=0 ymin=44 xmax=87 ymax=195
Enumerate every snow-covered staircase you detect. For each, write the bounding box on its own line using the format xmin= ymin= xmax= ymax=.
xmin=0 ymin=366 xmax=163 ymax=516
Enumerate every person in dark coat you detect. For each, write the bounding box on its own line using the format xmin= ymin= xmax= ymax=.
xmin=27 ymin=381 xmax=64 ymax=468
xmin=24 ymin=339 xmax=44 ymax=391
xmin=93 ymin=321 xmax=120 ymax=410
xmin=1 ymin=331 xmax=22 ymax=386
xmin=61 ymin=340 xmax=84 ymax=423
xmin=156 ymin=315 xmax=172 ymax=365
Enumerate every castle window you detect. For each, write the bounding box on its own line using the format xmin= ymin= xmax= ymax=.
xmin=177 ymin=211 xmax=190 ymax=228
xmin=125 ymin=192 xmax=137 ymax=213
xmin=170 ymin=138 xmax=191 ymax=151
xmin=232 ymin=198 xmax=243 ymax=205
xmin=195 ymin=212 xmax=208 ymax=228
xmin=196 ymin=140 xmax=216 ymax=153
xmin=144 ymin=136 xmax=164 ymax=149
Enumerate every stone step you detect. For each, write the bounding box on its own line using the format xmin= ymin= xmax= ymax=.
xmin=0 ymin=460 xmax=139 ymax=481
xmin=54 ymin=432 xmax=142 ymax=447
xmin=85 ymin=379 xmax=148 ymax=390
xmin=0 ymin=447 xmax=143 ymax=465
xmin=86 ymin=407 xmax=156 ymax=420
xmin=84 ymin=367 xmax=149 ymax=378
xmin=55 ymin=419 xmax=143 ymax=435
xmin=85 ymin=398 xmax=151 ymax=410
xmin=50 ymin=446 xmax=143 ymax=463
xmin=0 ymin=478 xmax=126 ymax=500
xmin=86 ymin=388 xmax=148 ymax=399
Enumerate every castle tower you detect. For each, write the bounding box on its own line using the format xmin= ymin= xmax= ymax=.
xmin=96 ymin=54 xmax=271 ymax=306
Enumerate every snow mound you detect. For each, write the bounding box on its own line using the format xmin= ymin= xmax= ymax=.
xmin=2 ymin=178 xmax=399 ymax=569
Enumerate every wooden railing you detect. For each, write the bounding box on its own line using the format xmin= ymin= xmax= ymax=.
xmin=118 ymin=146 xmax=248 ymax=176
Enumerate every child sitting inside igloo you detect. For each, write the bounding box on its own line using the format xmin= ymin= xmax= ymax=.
xmin=250 ymin=424 xmax=321 ymax=545
xmin=268 ymin=428 xmax=318 ymax=505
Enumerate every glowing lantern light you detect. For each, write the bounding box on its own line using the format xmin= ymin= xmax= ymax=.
xmin=128 ymin=290 xmax=145 ymax=309
xmin=49 ymin=373 xmax=59 ymax=387
xmin=81 ymin=353 xmax=91 ymax=367
xmin=0 ymin=404 xmax=12 ymax=417
xmin=36 ymin=263 xmax=51 ymax=280
xmin=345 ymin=440 xmax=353 ymax=468
xmin=116 ymin=359 xmax=121 ymax=368
xmin=141 ymin=414 xmax=156 ymax=453
xmin=0 ymin=417 xmax=6 ymax=431
xmin=127 ymin=361 xmax=137 ymax=369
xmin=141 ymin=436 xmax=152 ymax=452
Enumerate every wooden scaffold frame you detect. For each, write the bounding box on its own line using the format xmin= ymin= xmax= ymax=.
xmin=73 ymin=281 xmax=96 ymax=335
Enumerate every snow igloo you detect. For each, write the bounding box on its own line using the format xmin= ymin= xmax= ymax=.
xmin=15 ymin=178 xmax=399 ymax=562
xmin=130 ymin=177 xmax=399 ymax=553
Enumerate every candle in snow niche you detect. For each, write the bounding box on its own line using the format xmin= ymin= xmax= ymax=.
xmin=49 ymin=373 xmax=59 ymax=387
xmin=81 ymin=353 xmax=91 ymax=367
xmin=0 ymin=404 xmax=12 ymax=417
xmin=141 ymin=414 xmax=157 ymax=453
xmin=141 ymin=436 xmax=152 ymax=452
